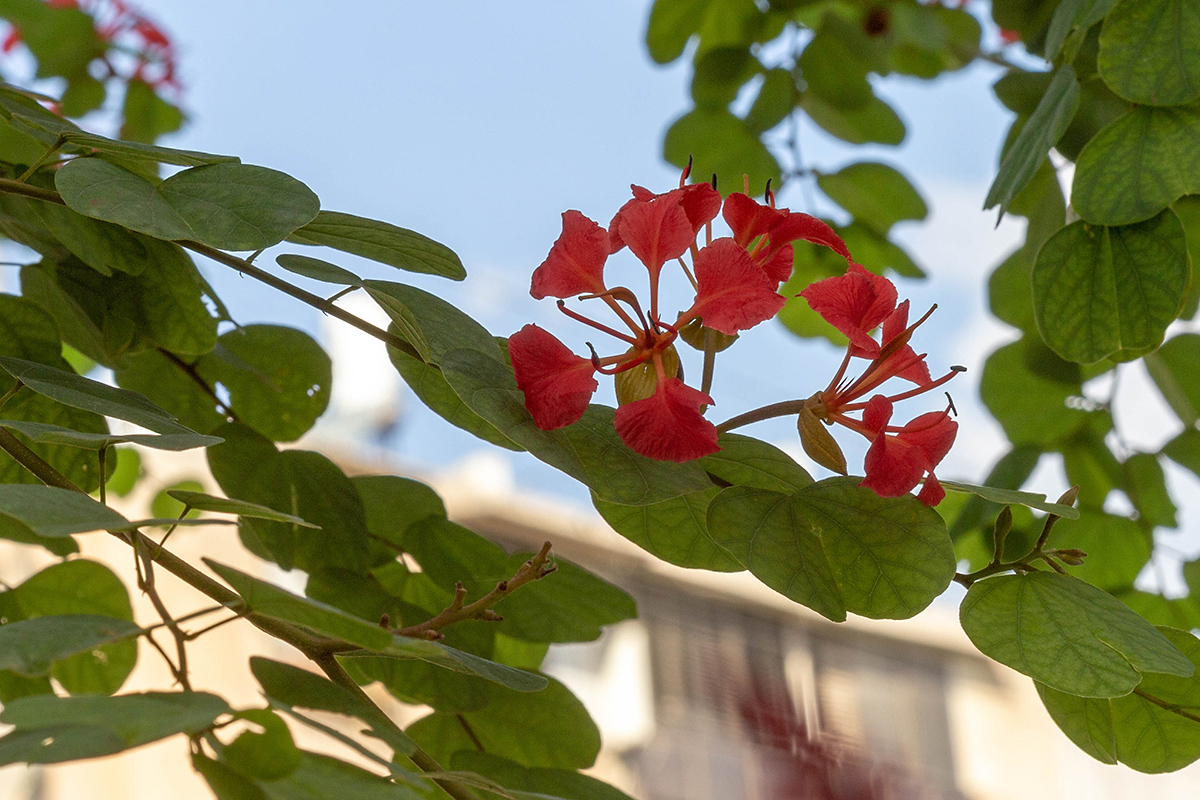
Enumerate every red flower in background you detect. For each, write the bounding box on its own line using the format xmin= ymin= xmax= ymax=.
xmin=511 ymin=166 xmax=852 ymax=462
xmin=798 ymin=266 xmax=962 ymax=505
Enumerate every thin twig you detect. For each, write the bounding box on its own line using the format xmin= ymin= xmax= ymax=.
xmin=157 ymin=349 xmax=238 ymax=421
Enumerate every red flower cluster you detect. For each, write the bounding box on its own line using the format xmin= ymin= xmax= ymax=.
xmin=3 ymin=0 xmax=178 ymax=91
xmin=799 ymin=265 xmax=961 ymax=506
xmin=510 ymin=170 xmax=851 ymax=462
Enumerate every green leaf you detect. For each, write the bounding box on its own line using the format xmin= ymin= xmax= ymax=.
xmin=1098 ymin=0 xmax=1200 ymax=106
xmin=386 ymin=340 xmax=520 ymax=450
xmin=198 ymin=325 xmax=331 ymax=443
xmin=13 ymin=560 xmax=136 ymax=695
xmin=701 ymin=433 xmax=813 ymax=492
xmin=0 ymin=356 xmax=192 ymax=434
xmin=157 ymin=163 xmax=320 ymax=251
xmin=451 ymin=752 xmax=636 ymax=800
xmin=0 ymin=419 xmax=220 ymax=451
xmin=1032 ymin=211 xmax=1189 ymax=363
xmin=58 ymin=130 xmax=237 ymax=167
xmin=288 ymin=211 xmax=465 ymax=280
xmin=645 ymin=0 xmax=710 ymax=64
xmin=593 ymin=487 xmax=741 ymax=572
xmin=1073 ymin=106 xmax=1200 ymax=226
xmin=0 ymin=615 xmax=141 ymax=677
xmin=798 ymin=22 xmax=873 ymax=111
xmin=816 ymin=162 xmax=927 ymax=237
xmin=1146 ymin=333 xmax=1200 ymax=426
xmin=56 ymin=159 xmax=321 ymax=250
xmin=55 ymin=158 xmax=194 ymax=241
xmin=0 ymin=691 xmax=230 ymax=766
xmin=406 ymin=677 xmax=599 ymax=769
xmin=0 ymin=484 xmax=128 ymax=536
xmin=985 ymin=66 xmax=1080 ymax=218
xmin=439 ymin=349 xmax=712 ymax=505
xmin=275 ymin=254 xmax=361 ymax=286
xmin=1039 ymin=628 xmax=1200 ymax=772
xmin=744 ymin=68 xmax=796 ymax=135
xmin=801 ymin=91 xmax=905 ymax=146
xmin=690 ymin=47 xmax=760 ymax=110
xmin=250 ymin=657 xmax=416 ymax=755
xmin=365 ymin=281 xmax=504 ymax=366
xmin=350 ymin=637 xmax=548 ymax=692
xmin=1164 ymin=427 xmax=1200 ymax=478
xmin=662 ymin=107 xmax=780 ymax=197
xmin=795 ymin=477 xmax=956 ymax=620
xmin=960 ymin=572 xmax=1194 ymax=697
xmin=353 ymin=474 xmax=446 ymax=550
xmin=1044 ymin=0 xmax=1121 ymax=62
xmin=404 ymin=517 xmax=509 ymax=592
xmin=119 ymin=79 xmax=184 ymax=144
xmin=113 ymin=349 xmax=225 ymax=434
xmin=223 ymin=709 xmax=302 ymax=781
xmin=979 ymin=337 xmax=1088 ymax=445
xmin=1124 ymin=453 xmax=1178 ymax=528
xmin=167 ymin=490 xmax=318 ymax=528
xmin=1050 ymin=511 xmax=1151 ymax=590
xmin=707 ymin=486 xmax=846 ymax=621
xmin=940 ymin=480 xmax=1079 ymax=518
xmin=205 ymin=559 xmax=393 ymax=650
xmin=207 ymin=424 xmax=371 ymax=573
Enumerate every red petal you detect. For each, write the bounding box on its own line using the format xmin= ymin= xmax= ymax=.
xmin=767 ymin=212 xmax=851 ymax=261
xmin=509 ymin=324 xmax=598 ymax=430
xmin=896 ymin=411 xmax=957 ymax=468
xmin=614 ymin=378 xmax=720 ymax=462
xmin=860 ymin=433 xmax=928 ymax=497
xmin=689 ymin=238 xmax=786 ymax=335
xmin=799 ymin=264 xmax=898 ymax=356
xmin=673 ymin=183 xmax=722 ymax=233
xmin=607 ymin=186 xmax=659 ymax=253
xmin=862 ymin=395 xmax=892 ymax=435
xmin=918 ymin=473 xmax=946 ymax=506
xmin=722 ymin=193 xmax=781 ymax=248
xmin=618 ymin=194 xmax=694 ymax=277
xmin=531 ymin=211 xmax=609 ymax=299
xmin=760 ymin=243 xmax=794 ymax=285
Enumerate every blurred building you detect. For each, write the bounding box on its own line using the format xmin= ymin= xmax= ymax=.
xmin=0 ymin=445 xmax=1198 ymax=800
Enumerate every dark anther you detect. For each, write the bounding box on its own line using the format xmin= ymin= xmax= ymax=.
xmin=586 ymin=342 xmax=603 ymax=369
xmin=951 ymin=365 xmax=967 ymax=372
xmin=684 ymin=154 xmax=693 ymax=180
xmin=945 ymin=392 xmax=958 ymax=416
xmin=711 ymin=173 xmax=718 ymax=190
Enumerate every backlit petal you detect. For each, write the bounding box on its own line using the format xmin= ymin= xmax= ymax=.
xmin=531 ymin=211 xmax=609 ymax=299
xmin=799 ymin=264 xmax=897 ymax=356
xmin=509 ymin=324 xmax=597 ymax=430
xmin=917 ymin=473 xmax=946 ymax=506
xmin=689 ymin=238 xmax=786 ymax=335
xmin=614 ymin=378 xmax=719 ymax=462
xmin=722 ymin=192 xmax=780 ymax=247
xmin=767 ymin=212 xmax=850 ymax=261
xmin=860 ymin=433 xmax=928 ymax=497
xmin=896 ymin=411 xmax=957 ymax=467
xmin=619 ymin=194 xmax=695 ymax=277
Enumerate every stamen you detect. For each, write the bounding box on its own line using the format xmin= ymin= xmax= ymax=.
xmin=882 ymin=367 xmax=964 ymax=405
xmin=765 ymin=178 xmax=774 ymax=207
xmin=711 ymin=173 xmax=717 ymax=191
xmin=677 ymin=255 xmax=699 ymax=290
xmin=681 ymin=154 xmax=693 ymax=187
xmin=823 ymin=349 xmax=855 ymax=400
xmin=586 ymin=342 xmax=636 ymax=374
xmin=557 ymin=299 xmax=639 ymax=345
xmin=945 ymin=392 xmax=957 ymax=416
xmin=743 ymin=174 xmax=750 ymax=195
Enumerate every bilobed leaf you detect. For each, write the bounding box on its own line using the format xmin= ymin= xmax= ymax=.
xmin=745 ymin=68 xmax=796 ymax=135
xmin=816 ymin=161 xmax=927 ymax=237
xmin=593 ymin=488 xmax=742 ymax=572
xmin=700 ymin=433 xmax=813 ymax=493
xmin=960 ymin=572 xmax=1195 ymax=697
xmin=403 ymin=517 xmax=509 ymax=592
xmin=1073 ymin=106 xmax=1200 ymax=226
xmin=55 ymin=158 xmax=194 ymax=241
xmin=55 ymin=159 xmax=321 ymax=250
xmin=158 ymin=163 xmax=320 ymax=251
xmin=796 ymin=477 xmax=956 ymax=620
xmin=275 ymin=254 xmax=362 ymax=286
xmin=406 ymin=677 xmax=598 ymax=769
xmin=386 ymin=340 xmax=520 ymax=450
xmin=1038 ymin=628 xmax=1200 ymax=772
xmin=1146 ymin=333 xmax=1200 ymax=426
xmin=289 ymin=211 xmax=465 ymax=280
xmin=197 ymin=325 xmax=331 ymax=443
xmin=979 ymin=337 xmax=1087 ymax=446
xmin=167 ymin=490 xmax=318 ymax=527
xmin=707 ymin=486 xmax=846 ymax=621
xmin=204 ymin=559 xmax=393 ymax=650
xmin=0 ymin=356 xmax=192 ymax=434
xmin=645 ymin=0 xmax=709 ymax=64
xmin=1098 ymin=0 xmax=1200 ymax=106
xmin=1032 ymin=210 xmax=1189 ymax=363
xmin=0 ymin=615 xmax=141 ymax=677
xmin=14 ymin=560 xmax=136 ymax=695
xmin=0 ymin=419 xmax=220 ymax=451
xmin=940 ymin=480 xmax=1079 ymax=518
xmin=801 ymin=91 xmax=905 ymax=146
xmin=0 ymin=485 xmax=128 ymax=537
xmin=985 ymin=66 xmax=1080 ymax=218
xmin=663 ymin=107 xmax=780 ymax=197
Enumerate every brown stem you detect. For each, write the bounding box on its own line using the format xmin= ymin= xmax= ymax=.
xmin=717 ymin=399 xmax=807 ymax=433
xmin=156 ymin=349 xmax=237 ymax=421
xmin=134 ymin=533 xmax=193 ymax=691
xmin=1132 ymin=689 xmax=1200 ymax=724
xmin=396 ymin=541 xmax=556 ymax=639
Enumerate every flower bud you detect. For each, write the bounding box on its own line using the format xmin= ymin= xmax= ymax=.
xmin=797 ymin=406 xmax=848 ymax=475
xmin=678 ymin=318 xmax=738 ymax=352
xmin=1055 ymin=548 xmax=1087 ymax=566
xmin=615 ymin=346 xmax=680 ymax=406
xmin=992 ymin=506 xmax=1012 ymax=562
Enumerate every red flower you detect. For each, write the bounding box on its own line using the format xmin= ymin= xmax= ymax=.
xmin=723 ymin=190 xmax=851 ymax=286
xmin=530 ymin=211 xmax=609 ymax=300
xmin=798 ymin=266 xmax=962 ymax=506
xmin=687 ymin=238 xmax=786 ymax=336
xmin=614 ymin=377 xmax=718 ymax=462
xmin=508 ymin=324 xmax=598 ymax=429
